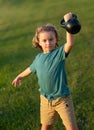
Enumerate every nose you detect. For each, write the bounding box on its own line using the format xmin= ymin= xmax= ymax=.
xmin=46 ymin=40 xmax=50 ymax=45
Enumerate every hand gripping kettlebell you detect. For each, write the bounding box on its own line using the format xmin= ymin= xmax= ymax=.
xmin=60 ymin=14 xmax=81 ymax=34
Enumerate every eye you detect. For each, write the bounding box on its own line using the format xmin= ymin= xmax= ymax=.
xmin=49 ymin=38 xmax=53 ymax=41
xmin=43 ymin=39 xmax=46 ymax=42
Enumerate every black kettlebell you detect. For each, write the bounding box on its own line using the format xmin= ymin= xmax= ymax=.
xmin=60 ymin=14 xmax=81 ymax=34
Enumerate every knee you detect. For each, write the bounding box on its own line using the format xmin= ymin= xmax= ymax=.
xmin=41 ymin=124 xmax=53 ymax=130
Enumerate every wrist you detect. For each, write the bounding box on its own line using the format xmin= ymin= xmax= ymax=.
xmin=16 ymin=76 xmax=22 ymax=80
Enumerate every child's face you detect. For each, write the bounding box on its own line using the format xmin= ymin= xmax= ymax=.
xmin=38 ymin=31 xmax=57 ymax=53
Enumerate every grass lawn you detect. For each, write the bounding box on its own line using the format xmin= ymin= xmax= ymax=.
xmin=0 ymin=0 xmax=94 ymax=129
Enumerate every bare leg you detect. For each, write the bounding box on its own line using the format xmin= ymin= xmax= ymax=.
xmin=41 ymin=124 xmax=53 ymax=130
xmin=65 ymin=124 xmax=78 ymax=130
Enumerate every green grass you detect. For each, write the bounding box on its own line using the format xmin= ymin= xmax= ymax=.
xmin=0 ymin=0 xmax=94 ymax=129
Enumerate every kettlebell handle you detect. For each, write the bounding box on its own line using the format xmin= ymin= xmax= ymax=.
xmin=60 ymin=14 xmax=77 ymax=28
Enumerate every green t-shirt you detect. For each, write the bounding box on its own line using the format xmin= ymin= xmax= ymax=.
xmin=30 ymin=45 xmax=70 ymax=100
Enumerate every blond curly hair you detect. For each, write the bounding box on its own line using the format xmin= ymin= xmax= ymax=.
xmin=32 ymin=24 xmax=59 ymax=50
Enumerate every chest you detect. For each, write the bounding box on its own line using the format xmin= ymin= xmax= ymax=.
xmin=36 ymin=54 xmax=65 ymax=73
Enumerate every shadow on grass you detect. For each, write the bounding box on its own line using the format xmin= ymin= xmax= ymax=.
xmin=1 ymin=0 xmax=43 ymax=6
xmin=0 ymin=20 xmax=33 ymax=33
xmin=0 ymin=20 xmax=34 ymax=42
xmin=0 ymin=16 xmax=56 ymax=42
xmin=0 ymin=31 xmax=33 ymax=42
xmin=1 ymin=0 xmax=25 ymax=6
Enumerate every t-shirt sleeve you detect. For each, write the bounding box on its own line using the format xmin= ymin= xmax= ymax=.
xmin=65 ymin=52 xmax=69 ymax=57
xmin=59 ymin=44 xmax=69 ymax=60
xmin=29 ymin=59 xmax=36 ymax=73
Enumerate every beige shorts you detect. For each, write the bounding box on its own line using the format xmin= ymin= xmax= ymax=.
xmin=40 ymin=95 xmax=77 ymax=127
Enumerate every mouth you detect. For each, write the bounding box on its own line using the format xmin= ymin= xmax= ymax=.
xmin=46 ymin=45 xmax=52 ymax=48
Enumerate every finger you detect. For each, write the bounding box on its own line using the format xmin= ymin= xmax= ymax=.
xmin=12 ymin=80 xmax=17 ymax=87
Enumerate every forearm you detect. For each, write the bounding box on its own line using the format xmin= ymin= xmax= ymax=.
xmin=64 ymin=32 xmax=74 ymax=53
xmin=12 ymin=67 xmax=32 ymax=86
xmin=66 ymin=32 xmax=74 ymax=46
xmin=16 ymin=67 xmax=31 ymax=79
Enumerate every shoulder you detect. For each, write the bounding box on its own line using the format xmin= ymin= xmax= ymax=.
xmin=34 ymin=52 xmax=45 ymax=63
xmin=35 ymin=53 xmax=42 ymax=59
xmin=56 ymin=44 xmax=65 ymax=53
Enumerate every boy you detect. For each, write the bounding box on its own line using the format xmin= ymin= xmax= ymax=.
xmin=12 ymin=12 xmax=78 ymax=130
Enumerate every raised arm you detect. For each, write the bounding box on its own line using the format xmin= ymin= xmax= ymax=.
xmin=12 ymin=67 xmax=31 ymax=87
xmin=64 ymin=12 xmax=74 ymax=53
